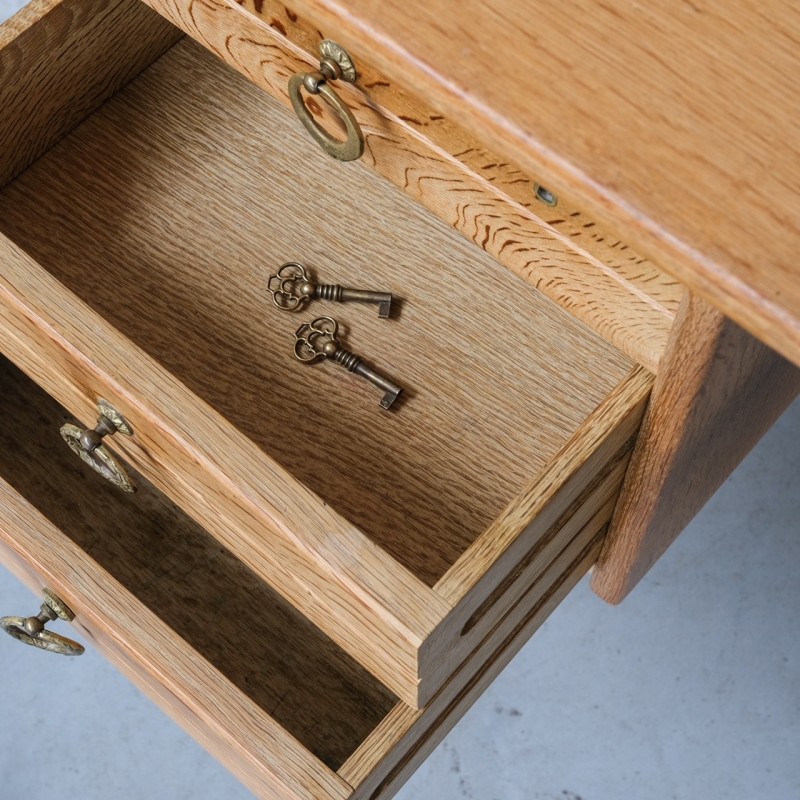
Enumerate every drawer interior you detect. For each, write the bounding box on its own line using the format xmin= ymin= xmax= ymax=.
xmin=0 ymin=355 xmax=395 ymax=771
xmin=0 ymin=34 xmax=633 ymax=587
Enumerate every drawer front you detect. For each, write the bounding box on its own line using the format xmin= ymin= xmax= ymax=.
xmin=139 ymin=0 xmax=678 ymax=372
xmin=0 ymin=357 xmax=605 ymax=800
xmin=0 ymin=0 xmax=653 ymax=708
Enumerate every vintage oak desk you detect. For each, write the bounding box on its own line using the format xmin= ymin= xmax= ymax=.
xmin=0 ymin=0 xmax=797 ymax=797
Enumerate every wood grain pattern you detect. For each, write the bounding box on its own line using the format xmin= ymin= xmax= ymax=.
xmin=0 ymin=532 xmax=353 ymax=800
xmin=0 ymin=38 xmax=631 ymax=589
xmin=592 ymin=294 xmax=800 ymax=603
xmin=0 ymin=0 xmax=181 ymax=189
xmin=236 ymin=0 xmax=684 ymax=320
xmin=0 ymin=356 xmax=608 ymax=799
xmin=275 ymin=0 xmax=800 ymax=370
xmin=137 ymin=0 xmax=675 ymax=370
xmin=341 ymin=523 xmax=607 ymax=799
xmin=0 ymin=29 xmax=645 ymax=704
xmin=423 ymin=365 xmax=651 ymax=692
xmin=0 ymin=481 xmax=600 ymax=800
xmin=0 ymin=505 xmax=352 ymax=799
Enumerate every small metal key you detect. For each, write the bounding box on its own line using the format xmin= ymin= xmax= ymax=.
xmin=268 ymin=262 xmax=393 ymax=318
xmin=294 ymin=316 xmax=403 ymax=409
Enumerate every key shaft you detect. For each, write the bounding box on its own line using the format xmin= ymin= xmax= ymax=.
xmin=313 ymin=285 xmax=392 ymax=318
xmin=294 ymin=316 xmax=403 ymax=409
xmin=328 ymin=346 xmax=402 ymax=409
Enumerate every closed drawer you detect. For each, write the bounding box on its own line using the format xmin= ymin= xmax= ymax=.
xmin=0 ymin=0 xmax=652 ymax=706
xmin=0 ymin=355 xmax=605 ymax=799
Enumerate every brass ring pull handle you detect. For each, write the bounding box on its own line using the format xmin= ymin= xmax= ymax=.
xmin=60 ymin=399 xmax=136 ymax=493
xmin=0 ymin=588 xmax=85 ymax=656
xmin=288 ymin=40 xmax=364 ymax=162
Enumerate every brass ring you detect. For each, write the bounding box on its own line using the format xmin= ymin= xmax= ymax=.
xmin=1 ymin=589 xmax=85 ymax=656
xmin=0 ymin=617 xmax=85 ymax=655
xmin=288 ymin=73 xmax=365 ymax=162
xmin=60 ymin=422 xmax=135 ymax=493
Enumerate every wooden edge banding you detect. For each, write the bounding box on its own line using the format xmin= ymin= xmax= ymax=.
xmin=340 ymin=525 xmax=606 ymax=796
xmin=139 ymin=0 xmax=673 ymax=370
xmin=0 ymin=0 xmax=60 ymax=44
xmin=416 ymin=450 xmax=631 ymax=703
xmin=435 ymin=366 xmax=652 ymax=601
xmin=0 ymin=482 xmax=353 ymax=800
xmin=592 ymin=293 xmax=800 ymax=603
xmin=462 ymin=452 xmax=630 ymax=636
xmin=0 ymin=241 xmax=447 ymax=708
xmin=0 ymin=0 xmax=182 ymax=189
xmin=406 ymin=366 xmax=651 ymax=704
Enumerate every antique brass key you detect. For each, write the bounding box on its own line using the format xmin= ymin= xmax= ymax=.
xmin=269 ymin=262 xmax=393 ymax=317
xmin=294 ymin=316 xmax=403 ymax=409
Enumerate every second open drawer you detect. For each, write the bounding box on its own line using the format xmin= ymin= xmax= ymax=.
xmin=0 ymin=355 xmax=618 ymax=799
xmin=0 ymin=0 xmax=653 ymax=707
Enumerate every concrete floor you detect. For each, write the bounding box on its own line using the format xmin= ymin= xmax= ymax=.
xmin=1 ymin=3 xmax=799 ymax=797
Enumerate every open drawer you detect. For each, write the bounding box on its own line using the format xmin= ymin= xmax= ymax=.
xmin=0 ymin=0 xmax=652 ymax=706
xmin=0 ymin=355 xmax=610 ymax=799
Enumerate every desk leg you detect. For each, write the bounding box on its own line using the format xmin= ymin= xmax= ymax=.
xmin=592 ymin=292 xmax=800 ymax=603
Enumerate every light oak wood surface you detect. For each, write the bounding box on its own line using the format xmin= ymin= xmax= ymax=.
xmin=0 ymin=25 xmax=645 ymax=705
xmin=0 ymin=357 xmax=395 ymax=773
xmin=593 ymin=294 xmax=800 ymax=603
xmin=0 ymin=233 xmax=446 ymax=709
xmin=2 ymin=0 xmax=794 ymax=794
xmin=0 ymin=356 xmax=605 ymax=799
xmin=340 ymin=524 xmax=606 ymax=800
xmin=0 ymin=360 xmax=367 ymax=800
xmin=276 ymin=0 xmax=800 ymax=371
xmin=138 ymin=0 xmax=677 ymax=370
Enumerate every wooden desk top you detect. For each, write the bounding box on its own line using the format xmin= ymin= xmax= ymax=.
xmin=287 ymin=0 xmax=800 ymax=368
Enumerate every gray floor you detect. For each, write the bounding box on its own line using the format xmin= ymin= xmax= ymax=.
xmin=1 ymin=2 xmax=799 ymax=797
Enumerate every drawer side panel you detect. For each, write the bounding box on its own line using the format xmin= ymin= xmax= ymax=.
xmin=0 ymin=0 xmax=181 ymax=188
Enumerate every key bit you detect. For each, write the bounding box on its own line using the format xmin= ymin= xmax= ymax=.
xmin=268 ymin=262 xmax=393 ymax=318
xmin=294 ymin=316 xmax=403 ymax=410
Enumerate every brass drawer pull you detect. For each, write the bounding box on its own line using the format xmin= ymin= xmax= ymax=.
xmin=288 ymin=40 xmax=364 ymax=162
xmin=60 ymin=399 xmax=136 ymax=493
xmin=0 ymin=588 xmax=85 ymax=656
